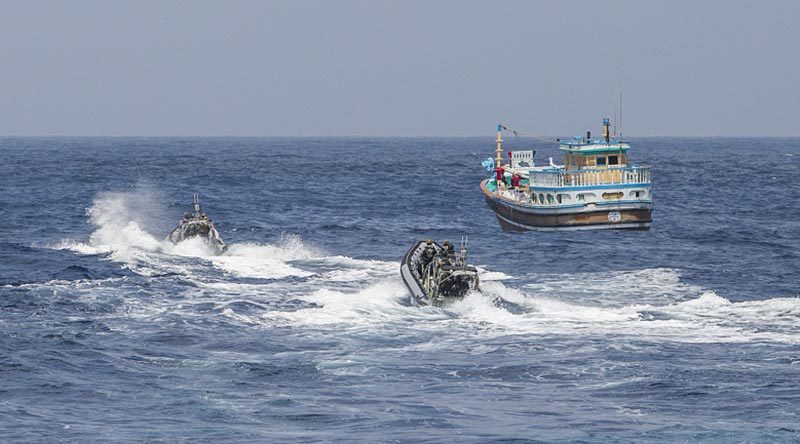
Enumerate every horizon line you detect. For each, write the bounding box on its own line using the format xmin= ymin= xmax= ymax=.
xmin=2 ymin=134 xmax=799 ymax=139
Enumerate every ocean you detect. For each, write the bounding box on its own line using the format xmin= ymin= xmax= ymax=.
xmin=1 ymin=136 xmax=799 ymax=442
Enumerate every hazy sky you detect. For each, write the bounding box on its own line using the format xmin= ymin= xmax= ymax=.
xmin=1 ymin=0 xmax=798 ymax=136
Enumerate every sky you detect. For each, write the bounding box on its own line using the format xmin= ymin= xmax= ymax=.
xmin=0 ymin=0 xmax=798 ymax=137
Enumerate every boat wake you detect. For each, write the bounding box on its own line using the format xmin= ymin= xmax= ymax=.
xmin=245 ymin=274 xmax=797 ymax=345
xmin=51 ymin=190 xmax=324 ymax=280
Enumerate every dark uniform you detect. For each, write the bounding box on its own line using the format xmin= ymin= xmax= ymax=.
xmin=438 ymin=240 xmax=453 ymax=265
xmin=419 ymin=240 xmax=437 ymax=275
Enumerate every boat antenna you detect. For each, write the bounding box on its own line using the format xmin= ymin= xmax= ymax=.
xmin=613 ymin=93 xmax=618 ymax=138
xmin=460 ymin=235 xmax=468 ymax=266
xmin=193 ymin=193 xmax=202 ymax=217
xmin=619 ymin=91 xmax=623 ymax=139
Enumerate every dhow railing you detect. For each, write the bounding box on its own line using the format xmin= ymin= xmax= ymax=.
xmin=528 ymin=166 xmax=650 ymax=188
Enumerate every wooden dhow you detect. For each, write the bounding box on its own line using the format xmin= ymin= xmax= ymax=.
xmin=480 ymin=119 xmax=653 ymax=231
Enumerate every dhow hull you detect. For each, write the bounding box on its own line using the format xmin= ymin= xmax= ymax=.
xmin=480 ymin=179 xmax=652 ymax=232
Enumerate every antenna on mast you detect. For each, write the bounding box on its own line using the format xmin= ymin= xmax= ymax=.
xmin=619 ymin=91 xmax=623 ymax=139
xmin=460 ymin=235 xmax=469 ymax=266
xmin=192 ymin=193 xmax=202 ymax=217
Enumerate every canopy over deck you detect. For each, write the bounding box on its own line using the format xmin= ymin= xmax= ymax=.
xmin=559 ymin=138 xmax=630 ymax=154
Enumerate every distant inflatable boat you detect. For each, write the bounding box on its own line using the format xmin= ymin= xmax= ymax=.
xmin=169 ymin=193 xmax=226 ymax=253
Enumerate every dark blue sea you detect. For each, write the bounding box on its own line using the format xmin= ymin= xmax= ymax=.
xmin=1 ymin=136 xmax=799 ymax=442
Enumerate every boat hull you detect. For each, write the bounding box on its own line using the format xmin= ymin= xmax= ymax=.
xmin=169 ymin=220 xmax=227 ymax=253
xmin=480 ymin=179 xmax=652 ymax=232
xmin=400 ymin=240 xmax=435 ymax=307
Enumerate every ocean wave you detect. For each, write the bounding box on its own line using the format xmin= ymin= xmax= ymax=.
xmin=40 ymin=190 xmax=800 ymax=346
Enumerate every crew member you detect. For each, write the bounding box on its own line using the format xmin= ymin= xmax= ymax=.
xmin=419 ymin=239 xmax=436 ymax=274
xmin=511 ymin=173 xmax=521 ymax=190
xmin=494 ymin=166 xmax=505 ymax=190
xmin=438 ymin=240 xmax=452 ymax=264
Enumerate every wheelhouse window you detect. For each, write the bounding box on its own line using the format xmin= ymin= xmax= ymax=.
xmin=608 ymin=155 xmax=619 ymax=165
xmin=596 ymin=156 xmax=606 ymax=166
